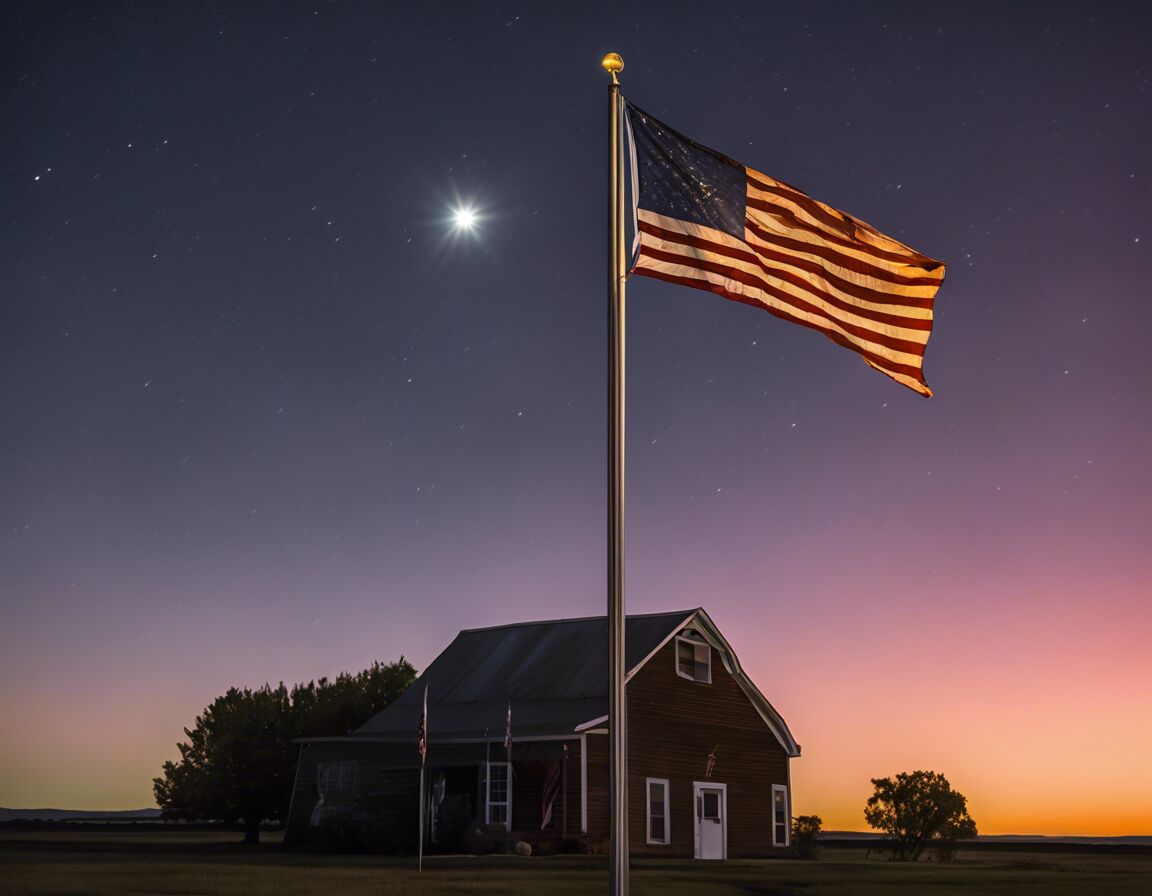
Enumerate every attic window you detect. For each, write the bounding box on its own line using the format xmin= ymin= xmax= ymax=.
xmin=675 ymin=636 xmax=711 ymax=683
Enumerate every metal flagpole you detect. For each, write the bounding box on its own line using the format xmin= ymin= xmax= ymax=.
xmin=601 ymin=50 xmax=628 ymax=896
xmin=418 ymin=685 xmax=428 ymax=872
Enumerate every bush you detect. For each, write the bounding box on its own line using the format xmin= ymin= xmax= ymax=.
xmin=433 ymin=794 xmax=474 ymax=853
xmin=463 ymin=823 xmax=516 ymax=855
xmin=791 ymin=814 xmax=823 ymax=859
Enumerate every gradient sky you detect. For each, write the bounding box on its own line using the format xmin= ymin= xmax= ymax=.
xmin=3 ymin=2 xmax=1150 ymax=836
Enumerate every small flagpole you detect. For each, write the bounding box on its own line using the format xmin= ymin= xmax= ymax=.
xmin=418 ymin=684 xmax=427 ymax=872
xmin=601 ymin=50 xmax=628 ymax=896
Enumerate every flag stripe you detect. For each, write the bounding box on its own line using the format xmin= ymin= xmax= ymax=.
xmin=747 ymin=194 xmax=933 ymax=273
xmin=638 ymin=238 xmax=931 ymax=348
xmin=747 ymin=172 xmax=940 ymax=267
xmin=635 ymin=252 xmax=930 ymax=363
xmin=633 ymin=263 xmax=931 ymax=393
xmin=639 ymin=214 xmax=935 ymax=325
xmin=745 ymin=202 xmax=943 ymax=290
xmin=742 ymin=224 xmax=938 ymax=308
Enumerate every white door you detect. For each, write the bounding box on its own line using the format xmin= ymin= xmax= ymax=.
xmin=694 ymin=783 xmax=726 ymax=859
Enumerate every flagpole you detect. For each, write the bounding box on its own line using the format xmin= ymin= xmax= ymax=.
xmin=418 ymin=684 xmax=427 ymax=872
xmin=601 ymin=50 xmax=628 ymax=896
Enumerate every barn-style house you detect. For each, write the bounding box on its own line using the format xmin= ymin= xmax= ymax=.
xmin=285 ymin=608 xmax=800 ymax=858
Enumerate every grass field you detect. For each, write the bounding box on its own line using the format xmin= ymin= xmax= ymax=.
xmin=2 ymin=830 xmax=1150 ymax=896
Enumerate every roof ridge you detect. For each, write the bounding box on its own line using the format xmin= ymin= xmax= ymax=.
xmin=459 ymin=608 xmax=699 ymax=635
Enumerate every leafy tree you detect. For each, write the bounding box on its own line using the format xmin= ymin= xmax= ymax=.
xmin=154 ymin=684 xmax=292 ymax=843
xmin=791 ymin=814 xmax=823 ymax=859
xmin=933 ymin=814 xmax=979 ymax=862
xmin=290 ymin=660 xmax=418 ymax=742
xmin=863 ymin=770 xmax=977 ymax=861
xmin=154 ymin=658 xmax=415 ymax=843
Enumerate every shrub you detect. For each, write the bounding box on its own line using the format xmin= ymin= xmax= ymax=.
xmin=463 ymin=822 xmax=515 ymax=855
xmin=433 ymin=794 xmax=474 ymax=853
xmin=791 ymin=814 xmax=823 ymax=859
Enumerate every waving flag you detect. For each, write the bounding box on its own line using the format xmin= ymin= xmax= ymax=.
xmin=625 ymin=101 xmax=944 ymax=396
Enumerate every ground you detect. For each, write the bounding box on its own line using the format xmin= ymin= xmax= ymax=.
xmin=2 ymin=831 xmax=1150 ymax=896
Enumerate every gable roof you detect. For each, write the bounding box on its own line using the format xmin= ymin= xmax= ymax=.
xmin=348 ymin=608 xmax=799 ymax=756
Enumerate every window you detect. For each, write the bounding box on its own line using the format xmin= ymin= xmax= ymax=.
xmin=772 ymin=784 xmax=789 ymax=847
xmin=486 ymin=762 xmax=511 ymax=830
xmin=646 ymin=778 xmax=670 ymax=844
xmin=310 ymin=761 xmax=358 ymax=827
xmin=675 ymin=636 xmax=712 ymax=683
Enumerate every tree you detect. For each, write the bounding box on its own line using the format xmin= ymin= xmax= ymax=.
xmin=791 ymin=814 xmax=823 ymax=859
xmin=154 ymin=684 xmax=293 ymax=843
xmin=154 ymin=658 xmax=415 ymax=843
xmin=863 ymin=770 xmax=977 ymax=861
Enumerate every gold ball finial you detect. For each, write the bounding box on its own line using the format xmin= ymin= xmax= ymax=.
xmin=601 ymin=53 xmax=624 ymax=80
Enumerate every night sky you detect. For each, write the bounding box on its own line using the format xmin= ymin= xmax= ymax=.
xmin=3 ymin=3 xmax=1150 ymax=835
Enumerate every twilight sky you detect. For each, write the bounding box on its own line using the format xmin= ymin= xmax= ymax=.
xmin=3 ymin=2 xmax=1150 ymax=835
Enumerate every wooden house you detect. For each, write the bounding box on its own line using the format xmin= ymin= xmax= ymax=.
xmin=285 ymin=608 xmax=800 ymax=858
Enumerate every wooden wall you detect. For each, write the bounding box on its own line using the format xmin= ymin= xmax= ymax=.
xmin=508 ymin=752 xmax=582 ymax=841
xmin=586 ymin=637 xmax=792 ymax=858
xmin=285 ymin=739 xmax=585 ymax=850
xmin=285 ymin=741 xmax=419 ymax=850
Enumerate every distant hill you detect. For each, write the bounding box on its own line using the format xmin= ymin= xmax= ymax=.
xmin=822 ymin=830 xmax=1152 ymax=847
xmin=0 ymin=807 xmax=162 ymax=822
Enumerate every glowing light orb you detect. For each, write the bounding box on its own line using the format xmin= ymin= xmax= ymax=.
xmin=453 ymin=206 xmax=477 ymax=231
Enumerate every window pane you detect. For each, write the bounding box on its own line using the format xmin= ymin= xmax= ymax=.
xmin=702 ymin=792 xmax=720 ymax=819
xmin=651 ymin=816 xmax=665 ymax=841
xmin=677 ymin=641 xmax=695 ymax=676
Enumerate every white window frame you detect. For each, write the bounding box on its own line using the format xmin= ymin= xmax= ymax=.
xmin=771 ymin=783 xmax=790 ymax=847
xmin=645 ymin=777 xmax=670 ymax=845
xmin=485 ymin=761 xmax=512 ymax=830
xmin=675 ymin=635 xmax=712 ymax=683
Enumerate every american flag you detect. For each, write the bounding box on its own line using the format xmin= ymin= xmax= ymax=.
xmin=417 ymin=685 xmax=428 ymax=765
xmin=625 ymin=101 xmax=945 ymax=397
xmin=540 ymin=759 xmax=561 ymax=829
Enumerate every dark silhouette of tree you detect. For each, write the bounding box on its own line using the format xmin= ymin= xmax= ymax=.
xmin=154 ymin=658 xmax=415 ymax=843
xmin=864 ymin=770 xmax=977 ymax=861
xmin=791 ymin=814 xmax=823 ymax=859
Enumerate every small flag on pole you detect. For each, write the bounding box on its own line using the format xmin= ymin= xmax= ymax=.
xmin=541 ymin=759 xmax=562 ymax=829
xmin=417 ymin=685 xmax=428 ymax=765
xmin=624 ymin=102 xmax=945 ymax=396
xmin=504 ymin=700 xmax=512 ymax=757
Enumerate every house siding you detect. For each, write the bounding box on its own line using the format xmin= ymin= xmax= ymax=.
xmin=507 ymin=751 xmax=582 ymax=840
xmin=285 ymin=741 xmax=419 ymax=850
xmin=285 ymin=739 xmax=584 ymax=850
xmin=586 ymin=637 xmax=792 ymax=858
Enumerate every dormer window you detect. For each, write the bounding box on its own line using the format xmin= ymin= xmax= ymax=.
xmin=675 ymin=634 xmax=712 ymax=683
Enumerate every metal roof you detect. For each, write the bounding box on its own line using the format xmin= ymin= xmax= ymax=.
xmin=354 ymin=610 xmax=696 ymax=739
xmin=340 ymin=607 xmax=800 ymax=757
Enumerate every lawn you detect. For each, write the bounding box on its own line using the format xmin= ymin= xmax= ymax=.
xmin=2 ymin=831 xmax=1150 ymax=896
